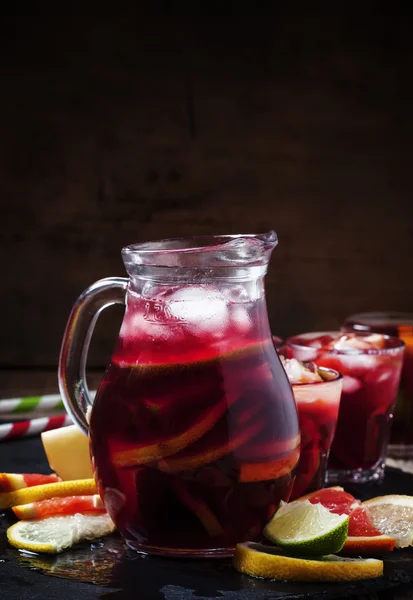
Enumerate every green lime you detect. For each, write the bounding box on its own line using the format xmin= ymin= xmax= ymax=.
xmin=264 ymin=499 xmax=349 ymax=556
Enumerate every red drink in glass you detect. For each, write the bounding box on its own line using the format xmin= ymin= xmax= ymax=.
xmin=342 ymin=313 xmax=413 ymax=459
xmin=283 ymin=332 xmax=404 ymax=483
xmin=279 ymin=358 xmax=342 ymax=499
xmin=90 ymin=289 xmax=300 ymax=557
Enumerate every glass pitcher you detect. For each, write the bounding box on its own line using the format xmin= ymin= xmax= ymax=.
xmin=58 ymin=232 xmax=300 ymax=558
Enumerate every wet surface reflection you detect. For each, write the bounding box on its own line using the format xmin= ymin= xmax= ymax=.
xmin=7 ymin=532 xmax=413 ymax=600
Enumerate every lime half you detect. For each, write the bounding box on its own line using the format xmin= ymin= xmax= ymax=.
xmin=264 ymin=499 xmax=349 ymax=556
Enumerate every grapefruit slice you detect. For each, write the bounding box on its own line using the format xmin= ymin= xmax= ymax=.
xmin=294 ymin=487 xmax=395 ymax=555
xmin=12 ymin=495 xmax=106 ymax=520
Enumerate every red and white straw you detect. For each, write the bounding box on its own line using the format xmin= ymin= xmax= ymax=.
xmin=0 ymin=414 xmax=73 ymax=441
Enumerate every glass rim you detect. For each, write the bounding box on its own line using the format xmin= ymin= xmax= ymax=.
xmin=344 ymin=311 xmax=413 ymax=328
xmin=122 ymin=232 xmax=278 ymax=255
xmin=291 ymin=365 xmax=343 ymax=387
xmin=285 ymin=331 xmax=405 ymax=355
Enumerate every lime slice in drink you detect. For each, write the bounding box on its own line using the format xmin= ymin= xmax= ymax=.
xmin=264 ymin=499 xmax=349 ymax=556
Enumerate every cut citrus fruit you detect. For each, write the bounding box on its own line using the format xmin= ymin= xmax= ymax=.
xmin=294 ymin=486 xmax=359 ymax=513
xmin=239 ymin=448 xmax=300 ymax=483
xmin=363 ymin=494 xmax=413 ymax=548
xmin=233 ymin=542 xmax=383 ymax=581
xmin=294 ymin=487 xmax=395 ymax=555
xmin=7 ymin=513 xmax=115 ymax=554
xmin=158 ymin=417 xmax=264 ymax=473
xmin=264 ymin=499 xmax=348 ymax=556
xmin=113 ymin=398 xmax=231 ymax=467
xmin=12 ymin=495 xmax=106 ymax=520
xmin=0 ymin=473 xmax=60 ymax=493
xmin=41 ymin=425 xmax=93 ymax=481
xmin=0 ymin=479 xmax=97 ymax=510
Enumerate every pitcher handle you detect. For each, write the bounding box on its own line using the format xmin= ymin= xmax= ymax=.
xmin=58 ymin=277 xmax=128 ymax=434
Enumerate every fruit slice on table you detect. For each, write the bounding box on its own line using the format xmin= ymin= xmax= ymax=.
xmin=7 ymin=513 xmax=115 ymax=554
xmin=294 ymin=487 xmax=395 ymax=555
xmin=295 ymin=486 xmax=358 ymax=512
xmin=41 ymin=425 xmax=93 ymax=481
xmin=12 ymin=495 xmax=106 ymax=520
xmin=0 ymin=473 xmax=60 ymax=493
xmin=264 ymin=499 xmax=349 ymax=556
xmin=233 ymin=542 xmax=383 ymax=581
xmin=0 ymin=479 xmax=97 ymax=510
xmin=363 ymin=495 xmax=413 ymax=548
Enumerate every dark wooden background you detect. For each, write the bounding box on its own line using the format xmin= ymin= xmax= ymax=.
xmin=1 ymin=6 xmax=413 ymax=396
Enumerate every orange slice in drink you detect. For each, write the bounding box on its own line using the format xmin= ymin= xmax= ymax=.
xmin=398 ymin=325 xmax=413 ymax=347
xmin=0 ymin=473 xmax=60 ymax=493
xmin=12 ymin=495 xmax=105 ymax=520
xmin=112 ymin=397 xmax=232 ymax=467
xmin=239 ymin=447 xmax=300 ymax=483
xmin=158 ymin=417 xmax=264 ymax=473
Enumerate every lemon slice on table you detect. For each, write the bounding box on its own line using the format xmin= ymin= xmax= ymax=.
xmin=363 ymin=494 xmax=413 ymax=548
xmin=233 ymin=542 xmax=383 ymax=581
xmin=0 ymin=479 xmax=97 ymax=510
xmin=7 ymin=513 xmax=115 ymax=554
xmin=264 ymin=499 xmax=349 ymax=556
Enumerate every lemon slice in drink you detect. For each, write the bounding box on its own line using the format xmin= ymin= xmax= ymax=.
xmin=7 ymin=513 xmax=115 ymax=554
xmin=264 ymin=500 xmax=349 ymax=556
xmin=233 ymin=542 xmax=383 ymax=581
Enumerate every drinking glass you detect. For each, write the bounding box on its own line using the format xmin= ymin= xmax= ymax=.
xmin=283 ymin=331 xmax=404 ymax=483
xmin=286 ymin=364 xmax=342 ymax=499
xmin=342 ymin=312 xmax=413 ymax=459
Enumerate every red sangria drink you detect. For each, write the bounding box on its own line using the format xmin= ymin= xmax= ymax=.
xmin=280 ymin=357 xmax=342 ymax=499
xmin=76 ymin=234 xmax=301 ymax=557
xmin=283 ymin=332 xmax=404 ymax=483
xmin=342 ymin=313 xmax=413 ymax=459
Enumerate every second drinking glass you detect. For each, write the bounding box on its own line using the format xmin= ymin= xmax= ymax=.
xmin=282 ymin=331 xmax=405 ymax=484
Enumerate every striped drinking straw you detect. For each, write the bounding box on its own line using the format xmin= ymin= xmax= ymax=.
xmin=0 ymin=414 xmax=73 ymax=441
xmin=0 ymin=393 xmax=65 ymax=420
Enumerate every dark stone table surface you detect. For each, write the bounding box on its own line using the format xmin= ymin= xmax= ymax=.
xmin=1 ymin=436 xmax=413 ymax=600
